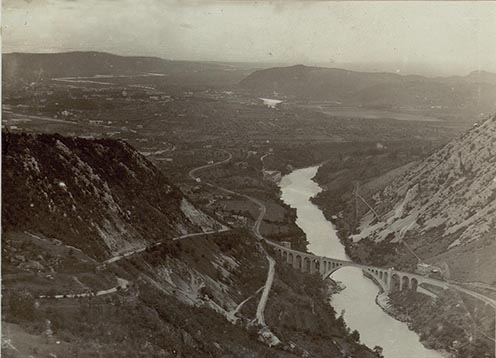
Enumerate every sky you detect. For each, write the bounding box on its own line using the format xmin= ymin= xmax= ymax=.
xmin=3 ymin=0 xmax=496 ymax=76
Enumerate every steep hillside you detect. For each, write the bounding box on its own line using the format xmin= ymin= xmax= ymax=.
xmin=239 ymin=65 xmax=496 ymax=118
xmin=2 ymin=132 xmax=220 ymax=259
xmin=351 ymin=115 xmax=496 ymax=284
xmin=2 ymin=132 xmax=375 ymax=357
xmin=2 ymin=228 xmax=374 ymax=357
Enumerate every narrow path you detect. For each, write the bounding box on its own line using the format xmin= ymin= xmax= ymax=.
xmin=456 ymin=290 xmax=496 ymax=345
xmin=38 ymin=278 xmax=130 ymax=299
xmin=248 ymin=194 xmax=276 ymax=327
xmin=354 ymin=184 xmax=422 ymax=264
xmin=102 ymin=229 xmax=229 ymax=265
xmin=188 ymin=150 xmax=276 ymax=328
xmin=354 ymin=183 xmax=381 ymax=221
xmin=38 ymin=229 xmax=229 ymax=299
xmin=447 ymin=282 xmax=496 ymax=309
xmin=260 ymin=153 xmax=271 ymax=168
xmin=188 ymin=150 xmax=232 ymax=181
xmin=226 ymin=286 xmax=265 ymax=323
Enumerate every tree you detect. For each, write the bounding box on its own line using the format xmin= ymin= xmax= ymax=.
xmin=350 ymin=329 xmax=360 ymax=343
xmin=373 ymin=345 xmax=384 ymax=358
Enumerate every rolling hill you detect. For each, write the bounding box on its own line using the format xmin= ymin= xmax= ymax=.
xmin=2 ymin=51 xmax=252 ymax=89
xmin=239 ymin=65 xmax=496 ymax=120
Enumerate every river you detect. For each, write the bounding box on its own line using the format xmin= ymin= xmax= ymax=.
xmin=279 ymin=166 xmax=444 ymax=358
xmin=260 ymin=98 xmax=283 ymax=108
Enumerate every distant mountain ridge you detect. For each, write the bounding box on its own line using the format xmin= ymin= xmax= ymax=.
xmin=239 ymin=64 xmax=496 ymax=117
xmin=4 ymin=51 xmax=166 ymax=82
xmin=2 ymin=51 xmax=249 ymax=88
xmin=464 ymin=70 xmax=496 ymax=84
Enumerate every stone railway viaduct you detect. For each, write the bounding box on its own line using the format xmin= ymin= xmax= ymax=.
xmin=265 ymin=240 xmax=448 ymax=294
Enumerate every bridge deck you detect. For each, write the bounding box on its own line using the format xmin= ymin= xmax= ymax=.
xmin=264 ymin=239 xmax=447 ymax=289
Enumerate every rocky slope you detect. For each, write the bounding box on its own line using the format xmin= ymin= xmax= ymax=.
xmin=2 ymin=132 xmax=221 ymax=260
xmin=2 ymin=132 xmax=375 ymax=357
xmin=351 ymin=115 xmax=496 ymax=284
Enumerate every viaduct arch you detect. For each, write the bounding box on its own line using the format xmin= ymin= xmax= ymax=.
xmin=265 ymin=240 xmax=448 ymax=294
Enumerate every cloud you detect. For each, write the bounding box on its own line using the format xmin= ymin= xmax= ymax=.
xmin=2 ymin=0 xmax=496 ymax=74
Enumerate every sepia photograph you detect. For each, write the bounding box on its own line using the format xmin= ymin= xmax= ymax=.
xmin=1 ymin=1 xmax=496 ymax=357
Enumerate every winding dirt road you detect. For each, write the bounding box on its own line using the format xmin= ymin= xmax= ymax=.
xmin=448 ymin=282 xmax=496 ymax=309
xmin=103 ymin=230 xmax=229 ymax=265
xmin=38 ymin=277 xmax=131 ymax=299
xmin=188 ymin=150 xmax=233 ymax=181
xmin=188 ymin=150 xmax=276 ymax=328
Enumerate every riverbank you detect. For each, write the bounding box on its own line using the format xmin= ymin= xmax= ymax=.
xmin=375 ymin=293 xmax=456 ymax=358
xmin=309 ymin=155 xmax=419 ymax=271
xmin=309 ymin=164 xmax=495 ymax=358
xmin=375 ymin=292 xmax=410 ymax=324
xmin=279 ymin=166 xmax=444 ymax=358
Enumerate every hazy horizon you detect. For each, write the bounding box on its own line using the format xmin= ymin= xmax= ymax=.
xmin=3 ymin=0 xmax=496 ymax=77
xmin=4 ymin=49 xmax=492 ymax=78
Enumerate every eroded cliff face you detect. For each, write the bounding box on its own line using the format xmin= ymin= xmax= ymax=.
xmin=2 ymin=132 xmax=220 ymax=259
xmin=353 ymin=115 xmax=496 ymax=283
